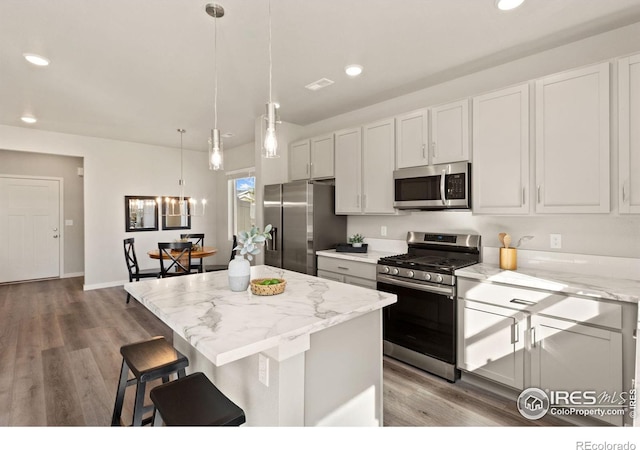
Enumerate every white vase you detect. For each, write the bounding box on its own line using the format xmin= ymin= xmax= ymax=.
xmin=228 ymin=255 xmax=251 ymax=291
xmin=352 ymin=242 xmax=362 ymax=248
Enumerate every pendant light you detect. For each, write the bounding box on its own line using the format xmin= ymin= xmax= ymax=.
xmin=157 ymin=129 xmax=207 ymax=217
xmin=262 ymin=0 xmax=279 ymax=158
xmin=206 ymin=3 xmax=224 ymax=170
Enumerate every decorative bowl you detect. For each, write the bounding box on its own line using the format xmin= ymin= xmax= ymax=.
xmin=250 ymin=278 xmax=286 ymax=296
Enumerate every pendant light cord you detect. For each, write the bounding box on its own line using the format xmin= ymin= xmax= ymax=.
xmin=214 ymin=9 xmax=218 ymax=129
xmin=268 ymin=0 xmax=272 ymax=104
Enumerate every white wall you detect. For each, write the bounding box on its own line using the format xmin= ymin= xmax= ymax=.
xmin=289 ymin=21 xmax=640 ymax=259
xmin=0 ymin=125 xmax=217 ymax=289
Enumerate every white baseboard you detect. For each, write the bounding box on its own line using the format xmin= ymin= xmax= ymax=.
xmin=83 ymin=279 xmax=128 ymax=291
xmin=61 ymin=272 xmax=84 ymax=278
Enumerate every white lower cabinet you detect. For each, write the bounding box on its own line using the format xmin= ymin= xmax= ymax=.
xmin=458 ymin=300 xmax=526 ymax=390
xmin=457 ymin=278 xmax=624 ymax=425
xmin=317 ymin=256 xmax=377 ymax=290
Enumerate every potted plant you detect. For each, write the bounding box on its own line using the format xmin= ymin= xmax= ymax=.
xmin=348 ymin=233 xmax=365 ymax=248
xmin=228 ymin=224 xmax=272 ymax=291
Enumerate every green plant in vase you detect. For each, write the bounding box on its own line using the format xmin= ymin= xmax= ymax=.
xmin=348 ymin=233 xmax=365 ymax=247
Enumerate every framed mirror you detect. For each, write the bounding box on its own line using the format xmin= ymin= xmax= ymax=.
xmin=125 ymin=196 xmax=159 ymax=232
xmin=161 ymin=197 xmax=192 ymax=230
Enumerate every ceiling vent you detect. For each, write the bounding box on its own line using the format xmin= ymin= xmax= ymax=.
xmin=305 ymin=78 xmax=334 ymax=91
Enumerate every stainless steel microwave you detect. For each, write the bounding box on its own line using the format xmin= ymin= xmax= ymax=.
xmin=393 ymin=162 xmax=471 ymax=210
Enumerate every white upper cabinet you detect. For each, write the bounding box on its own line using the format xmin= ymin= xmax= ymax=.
xmin=289 ymin=134 xmax=335 ymax=181
xmin=362 ymin=118 xmax=396 ymax=214
xmin=535 ymin=62 xmax=610 ymax=213
xmin=396 ymin=109 xmax=429 ymax=169
xmin=289 ymin=139 xmax=311 ymax=181
xmin=334 ymin=119 xmax=396 ymax=215
xmin=619 ymin=54 xmax=640 ymax=214
xmin=472 ymin=84 xmax=530 ymax=214
xmin=431 ymin=99 xmax=470 ymax=164
xmin=334 ymin=127 xmax=362 ymax=214
xmin=310 ymin=134 xmax=335 ymax=179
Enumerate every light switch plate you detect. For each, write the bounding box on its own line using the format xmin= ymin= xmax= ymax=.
xmin=550 ymin=234 xmax=562 ymax=249
xmin=65 ymin=219 xmax=74 ymax=226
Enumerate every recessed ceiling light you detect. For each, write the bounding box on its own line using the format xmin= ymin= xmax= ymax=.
xmin=23 ymin=53 xmax=50 ymax=66
xmin=345 ymin=65 xmax=363 ymax=77
xmin=495 ymin=0 xmax=525 ymax=11
xmin=21 ymin=116 xmax=37 ymax=124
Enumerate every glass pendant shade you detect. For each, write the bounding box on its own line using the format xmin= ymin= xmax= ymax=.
xmin=209 ymin=128 xmax=224 ymax=170
xmin=262 ymin=102 xmax=279 ymax=158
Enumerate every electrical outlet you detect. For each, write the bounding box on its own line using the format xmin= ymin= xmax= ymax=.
xmin=381 ymin=226 xmax=387 ymax=237
xmin=258 ymin=353 xmax=269 ymax=386
xmin=550 ymin=234 xmax=562 ymax=249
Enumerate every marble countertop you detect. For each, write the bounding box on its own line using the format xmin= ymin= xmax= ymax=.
xmin=316 ymin=249 xmax=398 ymax=264
xmin=456 ymin=263 xmax=640 ymax=304
xmin=124 ymin=265 xmax=396 ymax=366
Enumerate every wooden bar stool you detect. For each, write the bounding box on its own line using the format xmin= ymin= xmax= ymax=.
xmin=111 ymin=336 xmax=189 ymax=426
xmin=150 ymin=372 xmax=246 ymax=426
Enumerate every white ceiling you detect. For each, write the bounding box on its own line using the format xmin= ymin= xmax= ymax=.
xmin=3 ymin=0 xmax=640 ymax=152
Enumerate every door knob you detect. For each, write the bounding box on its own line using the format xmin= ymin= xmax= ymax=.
xmin=53 ymin=235 xmax=59 ymax=238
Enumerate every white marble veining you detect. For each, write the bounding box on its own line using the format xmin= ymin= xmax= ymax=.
xmin=124 ymin=265 xmax=396 ymax=366
xmin=456 ymin=263 xmax=640 ymax=304
xmin=315 ymin=249 xmax=398 ymax=264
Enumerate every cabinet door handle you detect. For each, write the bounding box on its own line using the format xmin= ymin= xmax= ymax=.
xmin=623 ymin=181 xmax=628 ymax=204
xmin=511 ymin=323 xmax=519 ymax=344
xmin=537 ymin=185 xmax=541 ymax=204
xmin=432 ymin=142 xmax=437 ymax=158
xmin=510 ymin=298 xmax=536 ymax=306
xmin=422 ymin=143 xmax=426 ymax=159
xmin=530 ymin=327 xmax=537 ymax=348
xmin=522 ymin=187 xmax=526 ymax=205
xmin=337 ymin=266 xmax=349 ymax=271
xmin=356 ymin=194 xmax=360 ymax=208
xmin=306 ymin=163 xmax=309 ymax=176
xmin=363 ymin=194 xmax=367 ymax=209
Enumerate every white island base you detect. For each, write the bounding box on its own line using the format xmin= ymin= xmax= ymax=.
xmin=124 ymin=266 xmax=395 ymax=427
xmin=174 ymin=309 xmax=383 ymax=427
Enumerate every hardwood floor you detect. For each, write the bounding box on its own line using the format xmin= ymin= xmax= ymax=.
xmin=0 ymin=277 xmax=573 ymax=427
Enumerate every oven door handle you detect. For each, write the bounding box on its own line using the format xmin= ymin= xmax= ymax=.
xmin=377 ymin=274 xmax=454 ymax=296
xmin=440 ymin=169 xmax=447 ymax=205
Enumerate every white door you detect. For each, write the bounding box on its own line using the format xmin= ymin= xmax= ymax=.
xmin=310 ymin=134 xmax=334 ymax=179
xmin=472 ymin=84 xmax=530 ymax=214
xmin=431 ymin=99 xmax=470 ymax=164
xmin=362 ymin=118 xmax=396 ymax=214
xmin=0 ymin=177 xmax=61 ymax=282
xmin=334 ymin=127 xmax=362 ymax=214
xmin=535 ymin=62 xmax=610 ymax=213
xmin=396 ymin=108 xmax=429 ymax=169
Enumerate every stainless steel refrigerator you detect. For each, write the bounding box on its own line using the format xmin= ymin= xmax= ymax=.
xmin=264 ymin=181 xmax=346 ymax=275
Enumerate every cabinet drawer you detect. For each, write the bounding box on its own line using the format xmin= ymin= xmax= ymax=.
xmin=317 ymin=269 xmax=345 ymax=283
xmin=317 ymin=256 xmax=377 ymax=281
xmin=458 ymin=279 xmax=622 ymax=330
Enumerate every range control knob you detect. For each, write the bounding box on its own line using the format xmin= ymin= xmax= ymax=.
xmin=382 ymin=266 xmax=390 ymax=274
xmin=407 ymin=270 xmax=415 ymax=278
xmin=424 ymin=273 xmax=431 ymax=281
xmin=435 ymin=274 xmax=443 ymax=283
xmin=391 ymin=268 xmax=399 ymax=275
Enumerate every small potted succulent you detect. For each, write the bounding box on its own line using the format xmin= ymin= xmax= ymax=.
xmin=348 ymin=233 xmax=365 ymax=248
xmin=228 ymin=224 xmax=272 ymax=292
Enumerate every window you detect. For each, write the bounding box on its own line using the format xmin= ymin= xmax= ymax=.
xmin=228 ymin=175 xmax=255 ymax=239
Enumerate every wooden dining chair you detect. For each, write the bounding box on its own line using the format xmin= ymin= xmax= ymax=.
xmin=204 ymin=235 xmax=237 ymax=272
xmin=180 ymin=233 xmax=205 ymax=273
xmin=124 ymin=238 xmax=161 ymax=303
xmin=158 ymin=242 xmax=193 ymax=277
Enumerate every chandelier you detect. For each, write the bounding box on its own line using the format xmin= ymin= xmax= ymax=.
xmin=157 ymin=129 xmax=207 ymax=217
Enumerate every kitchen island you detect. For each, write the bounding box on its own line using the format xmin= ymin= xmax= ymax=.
xmin=124 ymin=264 xmax=396 ymax=426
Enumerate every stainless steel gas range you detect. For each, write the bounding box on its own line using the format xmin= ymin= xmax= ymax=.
xmin=377 ymin=231 xmax=481 ymax=382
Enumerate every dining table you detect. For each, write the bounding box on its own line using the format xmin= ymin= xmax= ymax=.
xmin=147 ymin=245 xmax=217 ymax=273
xmin=147 ymin=245 xmax=218 ymax=260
